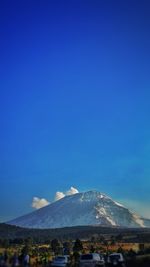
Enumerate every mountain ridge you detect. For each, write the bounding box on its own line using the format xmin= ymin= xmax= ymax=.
xmin=8 ymin=190 xmax=150 ymax=229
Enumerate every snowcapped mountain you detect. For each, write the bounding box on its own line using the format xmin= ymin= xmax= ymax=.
xmin=8 ymin=191 xmax=150 ymax=229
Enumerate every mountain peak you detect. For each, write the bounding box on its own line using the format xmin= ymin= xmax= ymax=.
xmin=78 ymin=190 xmax=109 ymax=200
xmin=8 ymin=190 xmax=150 ymax=229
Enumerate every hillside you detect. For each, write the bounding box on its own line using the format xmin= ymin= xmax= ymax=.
xmin=1 ymin=223 xmax=150 ymax=243
xmin=8 ymin=191 xmax=150 ymax=229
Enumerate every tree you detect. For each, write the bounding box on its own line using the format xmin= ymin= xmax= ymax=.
xmin=2 ymin=239 xmax=9 ymax=248
xmin=116 ymin=234 xmax=123 ymax=243
xmin=117 ymin=247 xmax=124 ymax=254
xmin=51 ymin=239 xmax=62 ymax=255
xmin=21 ymin=237 xmax=33 ymax=256
xmin=72 ymin=239 xmax=83 ymax=267
xmin=90 ymin=245 xmax=95 ymax=253
xmin=21 ymin=244 xmax=30 ymax=255
xmin=63 ymin=241 xmax=71 ymax=255
xmin=73 ymin=239 xmax=83 ymax=253
xmin=110 ymin=235 xmax=116 ymax=245
xmin=99 ymin=235 xmax=105 ymax=244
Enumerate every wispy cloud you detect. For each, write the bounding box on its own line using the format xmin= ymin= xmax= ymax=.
xmin=54 ymin=186 xmax=79 ymax=201
xmin=54 ymin=191 xmax=65 ymax=201
xmin=32 ymin=197 xmax=50 ymax=209
xmin=32 ymin=187 xmax=79 ymax=209
xmin=66 ymin=186 xmax=79 ymax=196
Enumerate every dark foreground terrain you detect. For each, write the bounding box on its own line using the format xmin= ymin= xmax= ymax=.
xmin=0 ymin=223 xmax=150 ymax=242
xmin=0 ymin=223 xmax=150 ymax=266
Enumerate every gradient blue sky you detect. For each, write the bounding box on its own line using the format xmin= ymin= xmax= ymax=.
xmin=0 ymin=0 xmax=150 ymax=222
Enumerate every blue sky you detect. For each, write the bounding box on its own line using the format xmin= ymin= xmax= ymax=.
xmin=0 ymin=0 xmax=150 ymax=222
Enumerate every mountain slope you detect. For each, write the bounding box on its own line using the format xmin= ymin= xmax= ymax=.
xmin=8 ymin=191 xmax=150 ymax=229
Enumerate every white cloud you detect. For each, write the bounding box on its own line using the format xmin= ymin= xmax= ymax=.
xmin=66 ymin=186 xmax=79 ymax=196
xmin=32 ymin=187 xmax=79 ymax=208
xmin=54 ymin=191 xmax=65 ymax=201
xmin=32 ymin=197 xmax=50 ymax=209
xmin=54 ymin=186 xmax=79 ymax=201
